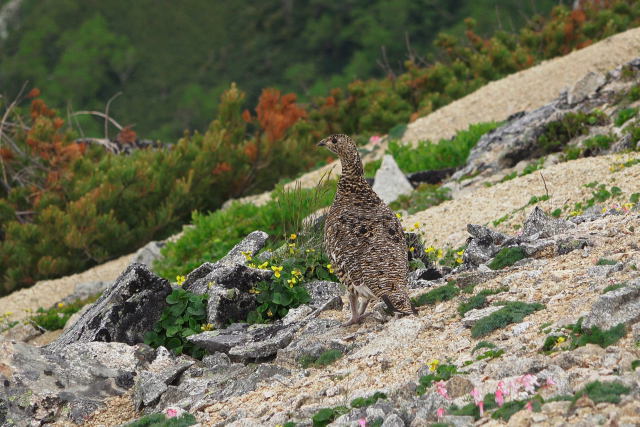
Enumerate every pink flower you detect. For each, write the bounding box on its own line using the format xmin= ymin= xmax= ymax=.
xmin=435 ymin=380 xmax=449 ymax=399
xmin=436 ymin=407 xmax=445 ymax=419
xmin=358 ymin=418 xmax=366 ymax=427
xmin=369 ymin=135 xmax=382 ymax=144
xmin=525 ymin=401 xmax=533 ymax=411
xmin=545 ymin=377 xmax=556 ymax=388
xmin=518 ymin=374 xmax=539 ymax=394
xmin=166 ymin=408 xmax=178 ymax=418
xmin=495 ymin=387 xmax=505 ymax=407
xmin=470 ymin=388 xmax=484 ymax=416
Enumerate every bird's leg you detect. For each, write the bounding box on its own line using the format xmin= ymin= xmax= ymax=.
xmin=357 ymin=297 xmax=370 ymax=317
xmin=342 ymin=288 xmax=365 ymax=326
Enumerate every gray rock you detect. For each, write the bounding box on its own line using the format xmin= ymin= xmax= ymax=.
xmin=47 ymin=264 xmax=172 ymax=352
xmin=277 ymin=318 xmax=347 ymax=366
xmin=583 ymin=279 xmax=640 ymax=330
xmin=62 ymin=281 xmax=110 ymax=304
xmin=382 ymin=413 xmax=405 ymax=427
xmin=440 ymin=415 xmax=475 ymax=427
xmin=0 ymin=339 xmax=146 ymax=425
xmin=522 ymin=207 xmax=575 ymax=239
xmin=131 ymin=240 xmax=165 ymax=267
xmin=1 ymin=322 xmax=42 ymax=342
xmin=464 ymin=224 xmax=510 ymax=265
xmin=567 ymin=71 xmax=606 ymax=105
xmin=372 ymin=155 xmax=413 ymax=204
xmin=587 ymin=262 xmax=623 ymax=279
xmin=303 ymin=280 xmax=344 ymax=310
xmin=461 ymin=306 xmax=503 ymax=328
xmin=218 ymin=230 xmax=269 ymax=266
xmin=133 ymin=346 xmax=194 ymax=409
xmin=63 ymin=303 xmax=93 ymax=332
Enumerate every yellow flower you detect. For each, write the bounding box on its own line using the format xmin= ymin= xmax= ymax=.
xmin=267 ymin=310 xmax=273 ymax=317
xmin=249 ymin=288 xmax=260 ymax=294
xmin=305 ymin=248 xmax=316 ymax=253
xmin=241 ymin=251 xmax=252 ymax=261
xmin=457 ymin=250 xmax=464 ymax=256
xmin=176 ymin=275 xmax=186 ymax=286
xmin=248 ymin=262 xmax=257 ymax=268
xmin=437 ymin=249 xmax=443 ymax=259
xmin=272 ymin=265 xmax=283 ymax=278
xmin=57 ymin=302 xmax=65 ymax=309
xmin=428 ymin=359 xmax=440 ymax=372
xmin=207 ymin=281 xmax=216 ymax=289
xmin=326 ymin=264 xmax=334 ymax=274
xmin=292 ymin=269 xmax=303 ymax=278
xmin=287 ymin=277 xmax=297 ymax=287
xmin=413 ymin=222 xmax=420 ymax=230
xmin=290 ymin=233 xmax=297 ymax=240
xmin=425 ymin=246 xmax=435 ymax=254
xmin=456 ymin=257 xmax=463 ymax=264
xmin=556 ymin=336 xmax=566 ymax=344
xmin=395 ymin=212 xmax=402 ymax=219
xmin=602 ymin=206 xmax=607 ymax=213
xmin=200 ymin=323 xmax=214 ymax=331
xmin=258 ymin=261 xmax=269 ymax=269
xmin=409 ymin=247 xmax=415 ymax=252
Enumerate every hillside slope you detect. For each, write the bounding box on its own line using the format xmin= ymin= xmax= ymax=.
xmin=0 ymin=26 xmax=638 ymax=325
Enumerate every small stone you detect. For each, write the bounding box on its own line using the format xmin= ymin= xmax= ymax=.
xmin=583 ymin=279 xmax=640 ymax=330
xmin=446 ymin=375 xmax=474 ymax=398
xmin=381 ymin=413 xmax=405 ymax=427
xmin=567 ymin=71 xmax=606 ymax=105
xmin=1 ymin=322 xmax=42 ymax=342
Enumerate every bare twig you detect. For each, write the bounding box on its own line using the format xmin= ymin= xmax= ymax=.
xmin=376 ymin=46 xmax=396 ymax=80
xmin=540 ymin=172 xmax=549 ymax=198
xmin=104 ymin=92 xmax=122 ymax=140
xmin=0 ymin=82 xmax=29 ymax=190
xmin=75 ymin=137 xmax=120 ymax=154
xmin=70 ymin=111 xmax=124 ymax=132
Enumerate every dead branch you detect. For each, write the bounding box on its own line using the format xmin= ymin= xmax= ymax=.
xmin=104 ymin=92 xmax=122 ymax=140
xmin=70 ymin=111 xmax=124 ymax=132
xmin=376 ymin=46 xmax=396 ymax=80
xmin=0 ymin=82 xmax=29 ymax=190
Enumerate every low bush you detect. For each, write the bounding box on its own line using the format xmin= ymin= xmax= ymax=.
xmin=615 ymin=107 xmax=639 ymax=126
xmin=125 ymin=412 xmax=197 ymax=427
xmin=471 ymin=302 xmax=545 ymax=338
xmin=457 ymin=287 xmax=508 ymax=316
xmin=537 ymin=111 xmax=608 ymax=154
xmin=416 ymin=363 xmax=460 ymax=395
xmin=300 ymin=349 xmax=344 ymax=369
xmin=488 ymin=247 xmax=526 ymax=270
xmin=412 ymin=282 xmax=459 ymax=307
xmin=572 ymin=381 xmax=630 ymax=405
xmin=389 ymin=184 xmax=451 ymax=214
xmin=30 ymin=295 xmax=100 ymax=331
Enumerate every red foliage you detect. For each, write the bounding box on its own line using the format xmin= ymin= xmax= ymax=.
xmin=243 ymin=141 xmax=258 ymax=162
xmin=255 ymin=89 xmax=307 ymax=143
xmin=27 ymin=88 xmax=40 ymax=99
xmin=241 ymin=109 xmax=253 ymax=123
xmin=117 ymin=126 xmax=137 ymax=145
xmin=212 ymin=162 xmax=232 ymax=175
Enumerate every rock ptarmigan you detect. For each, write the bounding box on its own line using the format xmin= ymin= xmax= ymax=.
xmin=318 ymin=134 xmax=416 ymax=325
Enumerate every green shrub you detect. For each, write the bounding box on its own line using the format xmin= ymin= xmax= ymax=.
xmin=572 ymin=381 xmax=630 ymax=405
xmin=542 ymin=335 xmax=568 ymax=352
xmin=457 ymin=287 xmax=508 ymax=316
xmin=389 ymin=184 xmax=451 ymax=214
xmin=300 ymin=349 xmax=343 ymax=368
xmin=596 ymin=258 xmax=617 ymax=266
xmin=387 ymin=122 xmax=499 ymax=173
xmin=488 ymin=247 xmax=526 ymax=270
xmin=537 ymin=111 xmax=607 ymax=154
xmin=29 ymin=294 xmax=100 ymax=331
xmin=471 ymin=341 xmax=497 ymax=354
xmin=492 ymin=398 xmax=542 ymax=421
xmin=566 ymin=322 xmax=626 ymax=349
xmin=551 ymin=208 xmax=562 ymax=217
xmin=615 ymin=107 xmax=639 ymax=126
xmin=155 ymin=179 xmax=336 ymax=279
xmin=417 ymin=363 xmax=460 ymax=395
xmin=412 ymin=282 xmax=459 ymax=307
xmin=312 ymin=407 xmax=349 ymax=427
xmin=603 ymin=283 xmax=625 ymax=293
xmin=144 ymin=289 xmax=208 ymax=358
xmin=471 ymin=302 xmax=545 ymax=338
xmin=582 ymin=134 xmax=614 ymax=153
xmin=351 ymin=392 xmax=387 ymax=408
xmin=125 ymin=412 xmax=197 ymax=427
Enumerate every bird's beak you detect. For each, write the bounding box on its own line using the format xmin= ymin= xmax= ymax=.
xmin=316 ymin=139 xmax=326 ymax=147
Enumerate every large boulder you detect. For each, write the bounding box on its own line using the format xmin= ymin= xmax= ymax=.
xmin=372 ymin=155 xmax=413 ymax=204
xmin=521 ymin=207 xmax=575 ymax=240
xmin=0 ymin=339 xmax=152 ymax=425
xmin=583 ymin=279 xmax=640 ymax=330
xmin=463 ymin=224 xmax=511 ymax=266
xmin=47 ymin=264 xmax=172 ymax=353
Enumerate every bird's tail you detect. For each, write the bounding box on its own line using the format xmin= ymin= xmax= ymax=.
xmin=382 ymin=293 xmax=416 ymax=316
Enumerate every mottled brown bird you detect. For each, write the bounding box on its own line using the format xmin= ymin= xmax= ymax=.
xmin=318 ymin=134 xmax=415 ymax=325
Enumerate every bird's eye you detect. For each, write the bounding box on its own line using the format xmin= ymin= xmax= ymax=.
xmin=331 ymin=136 xmax=338 ymax=144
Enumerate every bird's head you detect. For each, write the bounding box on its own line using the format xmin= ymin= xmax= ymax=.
xmin=317 ymin=134 xmax=355 ymax=157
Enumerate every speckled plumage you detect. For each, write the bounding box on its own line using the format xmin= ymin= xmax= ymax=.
xmin=318 ymin=134 xmax=415 ymax=325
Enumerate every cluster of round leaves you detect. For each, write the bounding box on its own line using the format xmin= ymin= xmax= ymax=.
xmin=144 ymin=288 xmax=209 ymax=359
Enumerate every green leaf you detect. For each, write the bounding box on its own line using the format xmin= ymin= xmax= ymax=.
xmin=166 ymin=325 xmax=182 ymax=337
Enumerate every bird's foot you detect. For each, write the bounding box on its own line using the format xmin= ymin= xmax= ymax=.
xmin=341 ymin=312 xmax=371 ymax=327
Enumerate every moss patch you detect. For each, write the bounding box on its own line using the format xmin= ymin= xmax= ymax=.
xmin=471 ymin=302 xmax=545 ymax=338
xmin=412 ymin=282 xmax=459 ymax=307
xmin=488 ymin=247 xmax=526 ymax=270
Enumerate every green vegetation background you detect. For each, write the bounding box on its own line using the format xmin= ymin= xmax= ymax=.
xmin=0 ymin=0 xmax=557 ymax=140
